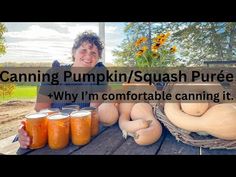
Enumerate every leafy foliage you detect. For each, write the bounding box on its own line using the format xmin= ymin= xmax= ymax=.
xmin=0 ymin=23 xmax=7 ymax=56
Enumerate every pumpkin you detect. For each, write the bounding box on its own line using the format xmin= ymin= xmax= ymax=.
xmin=181 ymin=102 xmax=209 ymax=116
xmin=98 ymin=103 xmax=119 ymax=126
xmin=164 ymin=103 xmax=236 ymax=140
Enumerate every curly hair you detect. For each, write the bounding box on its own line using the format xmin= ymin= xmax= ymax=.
xmin=72 ymin=31 xmax=104 ymax=61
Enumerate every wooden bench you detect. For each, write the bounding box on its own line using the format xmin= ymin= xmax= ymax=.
xmin=203 ymin=60 xmax=236 ymax=67
xmin=1 ymin=124 xmax=236 ymax=155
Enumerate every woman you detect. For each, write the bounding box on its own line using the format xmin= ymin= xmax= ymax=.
xmin=18 ymin=31 xmax=109 ymax=148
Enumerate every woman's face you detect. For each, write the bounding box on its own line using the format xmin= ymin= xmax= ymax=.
xmin=73 ymin=42 xmax=100 ymax=67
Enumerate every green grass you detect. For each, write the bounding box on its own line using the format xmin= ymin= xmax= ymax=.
xmin=109 ymin=83 xmax=123 ymax=89
xmin=0 ymin=85 xmax=37 ymax=103
xmin=0 ymin=83 xmax=123 ymax=103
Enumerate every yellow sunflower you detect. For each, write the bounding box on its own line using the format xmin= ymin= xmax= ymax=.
xmin=170 ymin=46 xmax=177 ymax=53
xmin=136 ymin=46 xmax=148 ymax=57
xmin=135 ymin=37 xmax=148 ymax=47
xmin=151 ymin=43 xmax=161 ymax=51
xmin=152 ymin=53 xmax=160 ymax=59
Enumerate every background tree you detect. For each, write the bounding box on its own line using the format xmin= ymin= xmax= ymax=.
xmin=0 ymin=23 xmax=7 ymax=56
xmin=113 ymin=22 xmax=236 ymax=66
xmin=165 ymin=22 xmax=236 ymax=65
xmin=0 ymin=23 xmax=15 ymax=100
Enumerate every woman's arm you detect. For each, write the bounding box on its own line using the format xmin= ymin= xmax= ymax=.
xmin=34 ymin=94 xmax=52 ymax=112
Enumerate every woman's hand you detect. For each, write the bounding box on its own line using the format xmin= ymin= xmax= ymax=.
xmin=18 ymin=121 xmax=30 ymax=149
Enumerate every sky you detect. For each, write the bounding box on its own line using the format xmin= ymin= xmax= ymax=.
xmin=0 ymin=22 xmax=126 ymax=64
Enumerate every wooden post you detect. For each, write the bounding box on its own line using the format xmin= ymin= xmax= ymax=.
xmin=99 ymin=22 xmax=105 ymax=64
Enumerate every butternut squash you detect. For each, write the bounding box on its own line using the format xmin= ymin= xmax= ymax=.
xmin=181 ymin=102 xmax=209 ymax=116
xmin=134 ymin=120 xmax=162 ymax=145
xmin=118 ymin=103 xmax=149 ymax=138
xmin=164 ymin=103 xmax=236 ymax=140
xmin=209 ymin=102 xmax=219 ymax=108
xmin=98 ymin=103 xmax=119 ymax=126
xmin=130 ymin=103 xmax=162 ymax=145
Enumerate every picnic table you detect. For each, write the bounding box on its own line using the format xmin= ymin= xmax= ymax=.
xmin=1 ymin=124 xmax=236 ymax=155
